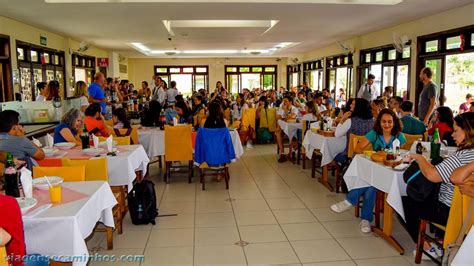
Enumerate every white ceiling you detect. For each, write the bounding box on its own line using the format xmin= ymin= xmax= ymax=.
xmin=0 ymin=0 xmax=471 ymax=58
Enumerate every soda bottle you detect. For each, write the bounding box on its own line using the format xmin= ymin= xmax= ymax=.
xmin=416 ymin=139 xmax=423 ymax=155
xmin=430 ymin=128 xmax=441 ymax=159
xmin=4 ymin=152 xmax=20 ymax=197
xmin=80 ymin=124 xmax=90 ymax=149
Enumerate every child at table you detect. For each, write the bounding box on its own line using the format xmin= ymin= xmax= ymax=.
xmin=0 ymin=194 xmax=25 ymax=266
xmin=330 ymin=109 xmax=406 ymax=234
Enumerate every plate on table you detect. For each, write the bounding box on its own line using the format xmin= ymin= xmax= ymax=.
xmin=83 ymin=148 xmax=104 ymax=156
xmin=54 ymin=142 xmax=76 ymax=150
xmin=43 ymin=148 xmax=59 ymax=157
xmin=16 ymin=197 xmax=38 ymax=214
xmin=33 ymin=176 xmax=64 ymax=190
xmin=393 ymin=163 xmax=410 ymax=171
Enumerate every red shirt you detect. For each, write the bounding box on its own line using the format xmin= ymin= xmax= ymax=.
xmin=84 ymin=116 xmax=110 ymax=137
xmin=428 ymin=122 xmax=453 ymax=140
xmin=0 ymin=194 xmax=25 ymax=266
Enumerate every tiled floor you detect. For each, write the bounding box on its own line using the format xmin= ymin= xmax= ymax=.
xmin=88 ymin=144 xmax=436 ymax=265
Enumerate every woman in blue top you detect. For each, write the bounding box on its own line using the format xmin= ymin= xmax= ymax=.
xmin=53 ymin=108 xmax=82 ymax=145
xmin=331 ymin=108 xmax=406 ymax=234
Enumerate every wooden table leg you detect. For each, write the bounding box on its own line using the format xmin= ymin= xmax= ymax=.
xmin=318 ymin=165 xmax=334 ymax=192
xmin=371 ymin=193 xmax=405 ymax=255
xmin=302 ymin=152 xmax=306 ymax=169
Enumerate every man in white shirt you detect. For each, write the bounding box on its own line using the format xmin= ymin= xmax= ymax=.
xmin=357 ymin=74 xmax=379 ymax=102
xmin=313 ymin=92 xmax=328 ymax=115
xmin=166 ymin=81 xmax=180 ymax=106
xmin=276 ymin=95 xmax=300 ymax=163
xmin=151 ymin=75 xmax=167 ymax=106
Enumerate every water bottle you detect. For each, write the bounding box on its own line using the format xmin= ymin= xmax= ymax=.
xmin=137 ymin=203 xmax=144 ymax=220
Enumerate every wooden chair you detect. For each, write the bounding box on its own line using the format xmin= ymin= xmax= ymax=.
xmin=415 ymin=186 xmax=474 ymax=264
xmin=61 ymin=158 xmax=123 ymax=249
xmin=266 ymin=108 xmax=277 ymax=133
xmin=99 ymin=136 xmax=131 ymax=146
xmin=36 ymin=158 xmax=63 ymax=167
xmin=300 ymin=120 xmax=317 ymax=169
xmin=33 ymin=166 xmax=86 ymax=182
xmin=164 ymin=125 xmax=194 ymax=184
xmin=402 ymin=133 xmax=423 ymax=150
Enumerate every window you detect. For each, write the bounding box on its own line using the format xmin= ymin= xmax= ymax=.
xmin=446 ymin=36 xmax=461 ymax=50
xmin=471 ymin=33 xmax=474 ymax=46
xmin=0 ymin=35 xmax=13 ymax=102
xmin=359 ymin=44 xmax=410 ymax=97
xmin=325 ymin=54 xmax=353 ymax=101
xmin=303 ymin=59 xmax=324 ymax=91
xmin=226 ymin=65 xmax=277 ymax=94
xmin=425 ymin=40 xmax=438 ymax=53
xmin=365 ymin=53 xmax=371 ymax=63
xmin=153 ymin=66 xmax=209 ymax=96
xmin=72 ymin=53 xmax=95 ymax=92
xmin=16 ymin=41 xmax=66 ymax=101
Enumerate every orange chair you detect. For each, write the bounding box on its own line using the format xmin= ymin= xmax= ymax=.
xmin=33 ymin=166 xmax=86 ymax=182
xmin=0 ymin=247 xmax=7 ymax=266
xmin=402 ymin=133 xmax=423 ymax=150
xmin=99 ymin=136 xmax=131 ymax=146
xmin=111 ymin=128 xmax=139 ymax=145
xmin=36 ymin=158 xmax=63 ymax=167
xmin=164 ymin=125 xmax=194 ymax=184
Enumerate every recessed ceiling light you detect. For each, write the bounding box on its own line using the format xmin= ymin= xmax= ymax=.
xmin=182 ymin=50 xmax=240 ymax=54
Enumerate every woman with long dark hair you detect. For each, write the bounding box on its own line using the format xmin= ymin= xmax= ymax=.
xmin=427 ymin=106 xmax=454 ymax=140
xmin=112 ymin=108 xmax=131 ymax=129
xmin=46 ymin=80 xmax=60 ymax=101
xmin=204 ymin=101 xmax=226 ymax=128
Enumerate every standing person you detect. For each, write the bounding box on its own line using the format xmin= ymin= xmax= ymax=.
xmin=119 ymin=80 xmax=131 ymax=101
xmin=418 ymin=67 xmax=439 ymax=125
xmin=216 ymin=81 xmax=225 ymax=94
xmin=151 ymin=75 xmax=166 ymax=106
xmin=46 ymin=80 xmax=60 ymax=101
xmin=139 ymin=81 xmax=151 ymax=100
xmin=166 ymin=81 xmax=179 ymax=106
xmin=73 ymin=81 xmax=89 ymax=113
xmin=35 ymin=82 xmax=48 ymax=101
xmin=300 ymin=82 xmax=312 ymax=98
xmin=357 ymin=74 xmax=379 ymax=102
xmin=88 ymin=73 xmax=107 ymax=114
xmin=337 ymin=88 xmax=346 ymax=108
xmin=322 ymin=88 xmax=335 ymax=110
xmin=459 ymin=93 xmax=473 ymax=114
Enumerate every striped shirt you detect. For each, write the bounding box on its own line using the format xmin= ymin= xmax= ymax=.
xmin=435 ymin=149 xmax=474 ymax=207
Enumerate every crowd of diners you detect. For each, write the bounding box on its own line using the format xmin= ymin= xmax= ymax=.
xmin=0 ymin=66 xmax=473 ymax=263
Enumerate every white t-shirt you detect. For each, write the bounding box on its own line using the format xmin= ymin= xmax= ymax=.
xmin=36 ymin=95 xmax=46 ymax=101
xmin=301 ymin=113 xmax=317 ymax=121
xmin=317 ymin=104 xmax=327 ymax=114
xmin=166 ymin=88 xmax=179 ymax=103
xmin=232 ymin=103 xmax=249 ymax=120
xmin=277 ymin=105 xmax=300 ymax=119
xmin=335 ymin=118 xmax=352 ymax=137
xmin=79 ymin=95 xmax=89 ymax=108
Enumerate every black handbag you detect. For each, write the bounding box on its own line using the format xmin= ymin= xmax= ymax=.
xmin=403 ymin=157 xmax=443 ymax=202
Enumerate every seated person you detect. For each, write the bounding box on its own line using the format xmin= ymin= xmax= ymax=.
xmin=301 ymin=101 xmax=319 ymax=122
xmin=231 ymin=93 xmax=249 ymax=123
xmin=174 ymin=100 xmax=193 ymax=124
xmin=84 ymin=103 xmax=110 ymax=137
xmin=402 ymin=112 xmax=474 ymax=259
xmin=451 ymin=161 xmax=474 ymax=197
xmin=400 ymin=101 xmax=426 ymax=135
xmin=334 ymin=98 xmax=353 ymax=126
xmin=276 ymin=95 xmax=300 ymax=163
xmin=0 ymin=194 xmax=25 ymax=266
xmin=331 ymin=109 xmax=406 ymax=233
xmin=388 ymin=96 xmax=403 ymax=117
xmin=204 ymin=101 xmax=227 ymax=128
xmin=53 ymin=108 xmax=83 ymax=145
xmin=192 ymin=95 xmax=206 ymax=127
xmin=112 ymin=108 xmax=131 ymax=129
xmin=0 ymin=110 xmax=45 ymax=165
xmin=313 ymin=92 xmax=328 ymax=115
xmin=427 ymin=106 xmax=454 ymax=140
xmin=371 ymin=99 xmax=385 ymax=119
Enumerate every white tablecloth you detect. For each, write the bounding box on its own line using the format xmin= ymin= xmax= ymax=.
xmin=343 ymin=154 xmax=408 ymax=220
xmin=23 ymin=181 xmax=117 ymax=266
xmin=278 ymin=120 xmax=302 ymax=141
xmin=452 ymin=225 xmax=474 ymax=265
xmin=302 ymin=131 xmax=346 ymax=166
xmin=138 ymin=128 xmax=244 ymax=159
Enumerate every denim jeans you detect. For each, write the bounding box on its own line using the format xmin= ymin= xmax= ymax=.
xmin=346 ymin=186 xmax=377 ymax=222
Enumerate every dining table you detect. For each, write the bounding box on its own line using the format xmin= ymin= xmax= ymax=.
xmin=302 ymin=130 xmax=346 ymax=191
xmin=43 ymin=145 xmax=150 ymax=192
xmin=277 ymin=120 xmax=302 ymax=141
xmin=22 ymin=181 xmax=117 ymax=266
xmin=137 ymin=127 xmax=244 ymax=159
xmin=344 ymin=154 xmax=408 ymax=254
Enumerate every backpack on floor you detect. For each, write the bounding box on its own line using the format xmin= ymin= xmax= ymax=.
xmin=128 ymin=179 xmax=158 ymax=225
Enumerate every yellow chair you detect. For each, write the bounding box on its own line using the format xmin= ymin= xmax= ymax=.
xmin=99 ymin=136 xmax=131 ymax=145
xmin=348 ymin=134 xmax=372 ymax=158
xmin=61 ymin=158 xmax=123 ymax=247
xmin=415 ymin=186 xmax=474 ymax=263
xmin=266 ymin=108 xmax=277 ymax=132
xmin=0 ymin=247 xmax=7 ymax=266
xmin=111 ymin=128 xmax=139 ymax=145
xmin=223 ymin=108 xmax=231 ymax=123
xmin=241 ymin=108 xmax=257 ymax=134
xmin=105 ymin=120 xmax=114 ymax=127
xmin=33 ymin=166 xmax=86 ymax=182
xmin=164 ymin=125 xmax=194 ymax=183
xmin=402 ymin=133 xmax=423 ymax=150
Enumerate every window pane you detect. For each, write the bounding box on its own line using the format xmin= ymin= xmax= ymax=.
xmin=382 ymin=66 xmax=394 ymax=90
xmin=265 ymin=67 xmax=275 ymax=72
xmin=344 ymin=57 xmax=349 ymax=65
xmin=396 ymin=65 xmax=409 ymax=98
xmin=446 ymin=36 xmax=461 ymax=50
xmin=194 ymin=75 xmax=206 ymax=91
xmin=227 ymin=74 xmax=239 ymax=94
xmin=328 ymin=69 xmax=336 ymax=92
xmin=74 ymin=57 xmax=79 ymax=66
xmin=31 ymin=50 xmax=38 ymax=62
xmin=375 ymin=52 xmax=383 ymax=62
xmin=242 ymin=73 xmax=261 ymax=90
xmin=291 ymin=73 xmax=299 ymax=87
xmin=17 ymin=48 xmax=24 ymax=60
xmin=196 ymin=67 xmax=207 ymax=73
xmin=370 ymin=64 xmax=382 ymax=93
xmin=239 ymin=67 xmax=250 ymax=72
xmin=402 ymin=47 xmax=410 ymax=58
xmin=388 ymin=49 xmax=396 ymax=60
xmin=336 ymin=67 xmax=348 ymax=98
xmin=170 ymin=74 xmax=192 ymax=96
xmin=252 ymin=67 xmax=262 ymax=72
xmin=263 ymin=74 xmax=274 ymax=90
xmin=425 ymin=40 xmax=438 ymax=53
xmin=336 ymin=58 xmax=341 ymax=66
xmin=182 ymin=67 xmax=193 ymax=73
xmin=169 ymin=67 xmax=180 ymax=73
xmin=43 ymin=53 xmax=50 ymax=64
xmin=54 ymin=55 xmax=60 ymax=65
xmin=365 ymin=53 xmax=371 ymax=63
xmin=472 ymin=33 xmax=474 ymax=46
xmin=82 ymin=58 xmax=86 ymax=66
xmin=156 ymin=67 xmax=167 ymax=73
xmin=226 ymin=67 xmax=237 ymax=72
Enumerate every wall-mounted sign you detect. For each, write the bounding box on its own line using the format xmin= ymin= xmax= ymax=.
xmin=40 ymin=35 xmax=47 ymax=46
xmin=119 ymin=64 xmax=127 ymax=74
xmin=97 ymin=58 xmax=109 ymax=67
